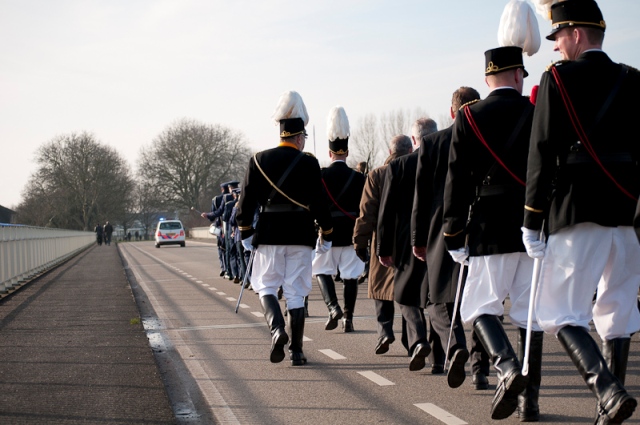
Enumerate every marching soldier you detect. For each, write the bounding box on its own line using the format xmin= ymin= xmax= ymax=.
xmin=237 ymin=90 xmax=333 ymax=366
xmin=313 ymin=106 xmax=366 ymax=333
xmin=202 ymin=182 xmax=231 ymax=276
xmin=522 ymin=1 xmax=640 ymax=423
xmin=378 ymin=119 xmax=441 ymax=372
xmin=442 ymin=46 xmax=542 ymax=421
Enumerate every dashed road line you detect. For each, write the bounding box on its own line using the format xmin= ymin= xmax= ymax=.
xmin=357 ymin=371 xmax=395 ymax=386
xmin=318 ymin=349 xmax=346 ymax=360
xmin=303 ymin=336 xmax=312 ymax=342
xmin=217 ymin=292 xmax=226 ymax=295
xmin=226 ymin=297 xmax=236 ymax=301
xmin=414 ymin=403 xmax=467 ymax=425
xmin=239 ymin=304 xmax=250 ymax=309
xmin=251 ymin=312 xmax=264 ymax=318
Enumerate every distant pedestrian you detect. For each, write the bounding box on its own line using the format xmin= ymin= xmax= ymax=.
xmin=94 ymin=223 xmax=103 ymax=246
xmin=103 ymin=221 xmax=113 ymax=246
xmin=135 ymin=230 xmax=139 ymax=241
xmin=127 ymin=232 xmax=132 ymax=242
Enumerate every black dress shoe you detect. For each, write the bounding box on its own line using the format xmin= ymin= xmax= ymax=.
xmin=375 ymin=335 xmax=395 ymax=355
xmin=342 ymin=318 xmax=354 ymax=333
xmin=409 ymin=342 xmax=431 ymax=371
xmin=233 ymin=277 xmax=240 ymax=284
xmin=447 ymin=348 xmax=469 ymax=388
xmin=431 ymin=364 xmax=444 ymax=374
xmin=472 ymin=373 xmax=489 ymax=390
xmin=219 ymin=271 xmax=225 ymax=277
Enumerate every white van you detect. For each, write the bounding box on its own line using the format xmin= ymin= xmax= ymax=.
xmin=155 ymin=219 xmax=186 ymax=248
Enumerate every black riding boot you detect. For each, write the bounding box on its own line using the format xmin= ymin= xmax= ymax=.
xmin=288 ymin=307 xmax=307 ymax=366
xmin=474 ymin=315 xmax=528 ymax=420
xmin=342 ymin=279 xmax=358 ymax=332
xmin=557 ymin=326 xmax=636 ymax=424
xmin=316 ymin=274 xmax=343 ymax=330
xmin=517 ymin=328 xmax=543 ymax=422
xmin=602 ymin=338 xmax=631 ymax=386
xmin=260 ymin=295 xmax=289 ymax=363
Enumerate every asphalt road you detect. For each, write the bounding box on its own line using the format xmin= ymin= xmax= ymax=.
xmin=119 ymin=239 xmax=640 ymax=425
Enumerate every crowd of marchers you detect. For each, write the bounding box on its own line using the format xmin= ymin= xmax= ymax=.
xmin=201 ymin=1 xmax=640 ymax=423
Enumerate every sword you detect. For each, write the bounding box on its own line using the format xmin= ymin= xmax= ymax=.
xmin=444 ymin=262 xmax=466 ymax=372
xmin=190 ymin=206 xmax=202 ymax=215
xmin=522 ymin=227 xmax=544 ymax=376
xmin=235 ymin=247 xmax=256 ymax=313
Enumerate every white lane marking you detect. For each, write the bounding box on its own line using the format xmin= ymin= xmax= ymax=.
xmin=191 ymin=277 xmax=198 ymax=280
xmin=318 ymin=349 xmax=346 ymax=360
xmin=226 ymin=297 xmax=236 ymax=301
xmin=251 ymin=312 xmax=264 ymax=318
xmin=303 ymin=336 xmax=312 ymax=342
xmin=357 ymin=371 xmax=395 ymax=386
xmin=196 ymin=281 xmax=204 ymax=284
xmin=217 ymin=292 xmax=226 ymax=296
xmin=239 ymin=304 xmax=250 ymax=309
xmin=209 ymin=287 xmax=217 ymax=290
xmin=414 ymin=403 xmax=467 ymax=425
xmin=120 ymin=245 xmax=240 ymax=424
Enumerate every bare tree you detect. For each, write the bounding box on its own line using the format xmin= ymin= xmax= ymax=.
xmin=17 ymin=132 xmax=134 ymax=230
xmin=137 ymin=118 xmax=251 ymax=215
xmin=349 ymin=114 xmax=384 ymax=173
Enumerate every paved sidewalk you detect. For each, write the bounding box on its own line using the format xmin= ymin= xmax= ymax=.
xmin=0 ymin=244 xmax=175 ymax=424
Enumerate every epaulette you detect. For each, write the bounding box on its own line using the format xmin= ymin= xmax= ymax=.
xmin=621 ymin=63 xmax=640 ymax=75
xmin=458 ymin=99 xmax=480 ymax=110
xmin=304 ymin=151 xmax=316 ymax=158
xmin=546 ymin=60 xmax=568 ymax=72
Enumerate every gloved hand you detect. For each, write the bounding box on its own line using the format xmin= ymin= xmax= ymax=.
xmin=315 ymin=238 xmax=332 ymax=254
xmin=242 ymin=236 xmax=254 ymax=251
xmin=448 ymin=247 xmax=469 ymax=265
xmin=521 ymin=227 xmax=545 ymax=259
xmin=355 ymin=247 xmax=369 ymax=263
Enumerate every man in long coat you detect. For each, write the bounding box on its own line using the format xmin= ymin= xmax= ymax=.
xmin=378 ymin=119 xmax=440 ymax=372
xmin=353 ymin=135 xmax=412 ymax=354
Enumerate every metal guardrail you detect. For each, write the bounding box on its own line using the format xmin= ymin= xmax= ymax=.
xmin=0 ymin=224 xmax=95 ymax=294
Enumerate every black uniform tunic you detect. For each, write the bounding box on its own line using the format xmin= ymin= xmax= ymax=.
xmin=320 ymin=161 xmax=365 ymax=247
xmin=237 ymin=145 xmax=333 ymax=247
xmin=443 ymin=89 xmax=534 ymax=256
xmin=524 ymin=51 xmax=640 ymax=233
xmin=378 ymin=151 xmax=428 ymax=308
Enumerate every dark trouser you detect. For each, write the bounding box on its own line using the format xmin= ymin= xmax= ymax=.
xmin=217 ymin=239 xmax=226 ymax=272
xmin=471 ymin=328 xmax=491 ymax=376
xmin=399 ymin=304 xmax=428 ymax=353
xmin=236 ymin=240 xmax=247 ymax=279
xmin=427 ymin=314 xmax=446 ymax=368
xmin=426 ymin=302 xmax=467 ymax=359
xmin=228 ymin=238 xmax=239 ymax=278
xmin=104 ymin=233 xmax=112 ymax=245
xmin=374 ymin=299 xmax=395 ymax=339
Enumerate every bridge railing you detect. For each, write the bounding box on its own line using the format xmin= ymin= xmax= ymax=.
xmin=0 ymin=224 xmax=95 ymax=294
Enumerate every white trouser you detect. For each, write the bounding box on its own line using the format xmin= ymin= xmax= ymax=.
xmin=312 ymin=246 xmax=365 ymax=279
xmin=461 ymin=252 xmax=541 ymax=331
xmin=535 ymin=223 xmax=640 ymax=340
xmin=251 ymin=245 xmax=313 ymax=310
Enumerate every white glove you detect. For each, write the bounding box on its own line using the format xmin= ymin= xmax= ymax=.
xmin=242 ymin=236 xmax=253 ymax=251
xmin=448 ymin=247 xmax=469 ymax=265
xmin=521 ymin=227 xmax=545 ymax=259
xmin=315 ymin=238 xmax=332 ymax=254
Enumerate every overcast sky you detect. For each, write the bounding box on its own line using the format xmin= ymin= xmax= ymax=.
xmin=1 ymin=0 xmax=639 ymax=209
